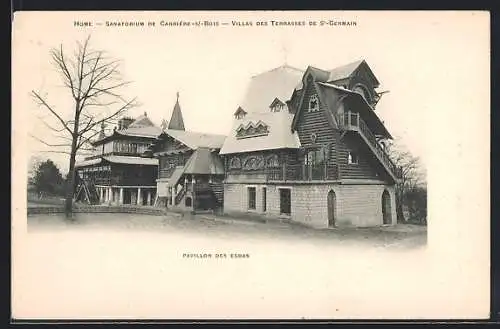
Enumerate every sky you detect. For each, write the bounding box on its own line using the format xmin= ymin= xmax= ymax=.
xmin=12 ymin=11 xmax=489 ymax=175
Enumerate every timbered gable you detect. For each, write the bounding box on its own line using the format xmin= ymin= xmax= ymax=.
xmin=290 ymin=68 xmax=394 ymax=182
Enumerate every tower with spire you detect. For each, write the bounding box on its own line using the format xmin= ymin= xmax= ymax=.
xmin=167 ymin=92 xmax=185 ymax=131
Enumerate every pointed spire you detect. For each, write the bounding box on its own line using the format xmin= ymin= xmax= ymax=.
xmin=167 ymin=91 xmax=185 ymax=131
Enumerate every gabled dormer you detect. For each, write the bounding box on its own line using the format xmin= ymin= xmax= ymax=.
xmin=269 ymin=97 xmax=287 ymax=113
xmin=235 ymin=120 xmax=270 ymax=139
xmin=326 ymin=59 xmax=381 ymax=107
xmin=234 ymin=106 xmax=247 ymax=119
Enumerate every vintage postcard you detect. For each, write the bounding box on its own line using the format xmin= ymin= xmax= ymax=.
xmin=11 ymin=11 xmax=490 ymax=320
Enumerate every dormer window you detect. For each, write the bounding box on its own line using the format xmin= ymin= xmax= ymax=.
xmin=271 ymin=103 xmax=284 ymax=112
xmin=234 ymin=107 xmax=247 ymax=120
xmin=269 ymin=98 xmax=286 ymax=113
xmin=308 ymin=94 xmax=319 ymax=112
xmin=236 ymin=120 xmax=269 ymax=139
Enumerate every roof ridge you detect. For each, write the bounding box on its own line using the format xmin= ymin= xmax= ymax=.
xmin=166 ymin=128 xmax=227 ymax=137
xmin=251 ymin=64 xmax=305 ymax=78
xmin=328 ymin=58 xmax=365 ymax=72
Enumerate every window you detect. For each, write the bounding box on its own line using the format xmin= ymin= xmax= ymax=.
xmin=279 ymin=188 xmax=291 ymax=215
xmin=305 ymin=148 xmax=326 ymax=180
xmin=271 ymin=103 xmax=284 ymax=112
xmin=348 ymin=151 xmax=359 ymax=164
xmin=262 ymin=187 xmax=267 ymax=212
xmin=308 ymin=94 xmax=319 ymax=112
xmin=247 ymin=187 xmax=256 ymax=210
xmin=236 ymin=121 xmax=270 ymax=139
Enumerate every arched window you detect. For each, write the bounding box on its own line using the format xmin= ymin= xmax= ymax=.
xmin=308 ymin=94 xmax=319 ymax=112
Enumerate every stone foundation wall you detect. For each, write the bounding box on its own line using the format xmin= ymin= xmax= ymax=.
xmin=223 ymin=182 xmax=397 ymax=228
xmin=27 ymin=205 xmax=168 ymax=216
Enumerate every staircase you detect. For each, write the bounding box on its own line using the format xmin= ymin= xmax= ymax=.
xmin=209 ymin=182 xmax=224 ymax=206
xmin=174 ymin=185 xmax=187 ymax=205
xmin=337 ymin=111 xmax=402 ymax=182
xmin=154 ymin=196 xmax=168 ymax=207
xmin=75 ymin=180 xmax=100 ymax=205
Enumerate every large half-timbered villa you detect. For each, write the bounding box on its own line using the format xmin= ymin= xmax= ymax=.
xmin=73 ymin=59 xmax=401 ymax=228
xmin=220 ymin=60 xmax=400 ymax=228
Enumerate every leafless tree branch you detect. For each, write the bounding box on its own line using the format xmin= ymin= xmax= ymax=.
xmin=31 ymin=35 xmax=139 ymax=216
xmin=29 ymin=134 xmax=71 ymax=148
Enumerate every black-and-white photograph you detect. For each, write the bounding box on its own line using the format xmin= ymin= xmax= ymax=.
xmin=12 ymin=11 xmax=489 ymax=320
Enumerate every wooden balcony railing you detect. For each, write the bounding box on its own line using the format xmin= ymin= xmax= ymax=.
xmin=266 ymin=164 xmax=339 ymax=182
xmin=337 ymin=111 xmax=402 ymax=179
xmin=90 ymin=177 xmax=156 ymax=186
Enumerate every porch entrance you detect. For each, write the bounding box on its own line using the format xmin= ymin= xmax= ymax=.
xmin=327 ymin=190 xmax=336 ymax=227
xmin=382 ymin=189 xmax=392 ymax=225
xmin=279 ymin=188 xmax=291 ymax=215
xmin=123 ymin=189 xmax=132 ymax=204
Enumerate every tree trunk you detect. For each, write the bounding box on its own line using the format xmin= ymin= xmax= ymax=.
xmin=64 ymin=149 xmax=77 ymax=219
xmin=395 ymin=185 xmax=406 ymax=223
xmin=396 ymin=200 xmax=405 ymax=223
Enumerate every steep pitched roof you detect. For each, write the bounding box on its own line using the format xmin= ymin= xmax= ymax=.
xmin=220 ymin=110 xmax=301 ymax=155
xmin=294 ymin=59 xmax=380 ymax=91
xmin=117 ymin=125 xmax=163 ymax=138
xmin=233 ymin=106 xmax=247 ymax=116
xmin=91 ymin=113 xmax=162 ymax=145
xmin=183 ymin=147 xmax=225 ymax=175
xmin=317 ymin=82 xmax=391 ymax=138
xmin=163 ymin=129 xmax=226 ymax=150
xmin=168 ymin=94 xmax=185 ymax=130
xmin=327 ymin=59 xmax=364 ymax=82
xmin=128 ymin=112 xmax=156 ymax=128
xmin=239 ymin=64 xmax=304 ymax=113
xmin=75 ymin=155 xmax=158 ymax=167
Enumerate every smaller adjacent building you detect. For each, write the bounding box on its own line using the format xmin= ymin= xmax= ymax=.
xmin=145 ymin=94 xmax=226 ymax=212
xmin=74 ymin=113 xmax=162 ymax=206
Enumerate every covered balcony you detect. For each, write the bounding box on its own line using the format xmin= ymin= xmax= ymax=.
xmin=337 ymin=111 xmax=402 ymax=181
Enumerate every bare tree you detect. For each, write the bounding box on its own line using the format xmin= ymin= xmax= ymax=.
xmin=385 ymin=138 xmax=426 ymax=222
xmin=30 ymin=35 xmax=138 ymax=218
